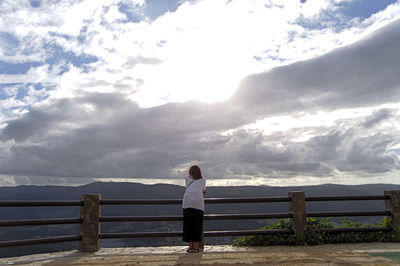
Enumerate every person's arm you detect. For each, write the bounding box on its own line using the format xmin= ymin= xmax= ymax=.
xmin=203 ymin=179 xmax=206 ymax=194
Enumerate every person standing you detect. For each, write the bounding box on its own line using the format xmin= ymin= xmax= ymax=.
xmin=182 ymin=165 xmax=206 ymax=253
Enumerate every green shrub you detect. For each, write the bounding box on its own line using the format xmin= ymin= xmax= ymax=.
xmin=233 ymin=217 xmax=400 ymax=246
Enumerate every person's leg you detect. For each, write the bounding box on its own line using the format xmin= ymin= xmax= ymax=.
xmin=185 ymin=208 xmax=202 ymax=253
xmin=198 ymin=210 xmax=204 ymax=251
xmin=183 ymin=208 xmax=192 ymax=252
xmin=192 ymin=209 xmax=203 ymax=252
xmin=188 ymin=242 xmax=200 ymax=252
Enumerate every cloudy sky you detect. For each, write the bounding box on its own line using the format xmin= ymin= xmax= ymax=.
xmin=1 ymin=0 xmax=400 ymax=187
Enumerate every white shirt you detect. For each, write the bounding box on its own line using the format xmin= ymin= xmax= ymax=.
xmin=182 ymin=176 xmax=206 ymax=211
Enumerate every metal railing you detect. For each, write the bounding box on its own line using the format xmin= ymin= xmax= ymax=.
xmin=0 ymin=191 xmax=398 ymax=251
xmin=0 ymin=200 xmax=82 ymax=248
xmin=99 ymin=196 xmax=294 ymax=240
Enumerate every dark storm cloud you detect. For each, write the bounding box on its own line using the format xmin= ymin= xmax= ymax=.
xmin=340 ymin=134 xmax=397 ymax=174
xmin=1 ymin=19 xmax=400 ymax=182
xmin=363 ymin=109 xmax=392 ymax=128
xmin=232 ymin=19 xmax=400 ymax=116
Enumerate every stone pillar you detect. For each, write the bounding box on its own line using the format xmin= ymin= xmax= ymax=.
xmin=385 ymin=191 xmax=400 ymax=230
xmin=289 ymin=191 xmax=306 ymax=241
xmin=79 ymin=194 xmax=101 ymax=252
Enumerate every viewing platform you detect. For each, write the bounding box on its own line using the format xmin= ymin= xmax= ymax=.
xmin=1 ymin=190 xmax=400 ymax=264
xmin=1 ymin=243 xmax=400 ymax=265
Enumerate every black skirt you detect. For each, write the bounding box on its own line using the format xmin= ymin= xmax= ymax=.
xmin=183 ymin=208 xmax=204 ymax=242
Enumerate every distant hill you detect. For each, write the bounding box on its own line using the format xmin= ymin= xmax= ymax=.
xmin=2 ymin=181 xmax=399 ymax=200
xmin=1 ymin=182 xmax=399 ymax=258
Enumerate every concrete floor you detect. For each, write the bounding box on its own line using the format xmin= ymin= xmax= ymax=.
xmin=1 ymin=243 xmax=400 ymax=265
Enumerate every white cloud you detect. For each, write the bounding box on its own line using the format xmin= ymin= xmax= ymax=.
xmin=0 ymin=175 xmax=17 ymax=186
xmin=0 ymin=55 xmax=42 ymax=64
xmin=242 ymin=104 xmax=400 ymax=141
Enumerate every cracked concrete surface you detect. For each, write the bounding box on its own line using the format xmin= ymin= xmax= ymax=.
xmin=1 ymin=243 xmax=400 ymax=265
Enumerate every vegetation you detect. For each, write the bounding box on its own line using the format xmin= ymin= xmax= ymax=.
xmin=233 ymin=217 xmax=400 ymax=246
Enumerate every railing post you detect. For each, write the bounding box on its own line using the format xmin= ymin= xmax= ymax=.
xmin=79 ymin=194 xmax=101 ymax=252
xmin=289 ymin=191 xmax=306 ymax=241
xmin=384 ymin=191 xmax=400 ymax=230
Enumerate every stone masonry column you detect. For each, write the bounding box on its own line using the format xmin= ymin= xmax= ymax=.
xmin=289 ymin=191 xmax=306 ymax=241
xmin=79 ymin=194 xmax=101 ymax=252
xmin=385 ymin=191 xmax=400 ymax=230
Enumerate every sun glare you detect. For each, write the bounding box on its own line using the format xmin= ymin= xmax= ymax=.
xmin=132 ymin=54 xmax=248 ymax=107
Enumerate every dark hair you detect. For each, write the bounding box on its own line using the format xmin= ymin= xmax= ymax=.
xmin=189 ymin=165 xmax=203 ymax=180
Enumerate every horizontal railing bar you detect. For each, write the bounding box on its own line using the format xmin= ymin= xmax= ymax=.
xmin=206 ymin=213 xmax=293 ymax=220
xmin=100 ymin=213 xmax=293 ymax=222
xmin=305 ymin=195 xmax=389 ymax=201
xmin=100 ymin=229 xmax=293 ymax=239
xmin=0 ymin=201 xmax=82 ymax=207
xmin=100 ymin=216 xmax=180 ymax=222
xmin=307 ymin=211 xmax=391 ymax=217
xmin=0 ymin=195 xmax=389 ymax=207
xmin=97 ymin=210 xmax=391 ymax=223
xmin=100 ymin=227 xmax=392 ymax=239
xmin=204 ymin=229 xmax=293 ymax=237
xmin=205 ymin=197 xmax=291 ymax=203
xmin=100 ymin=195 xmax=389 ymax=205
xmin=0 ymin=218 xmax=82 ymax=227
xmin=100 ymin=197 xmax=291 ymax=205
xmin=100 ymin=231 xmax=182 ymax=238
xmin=315 ymin=227 xmax=392 ymax=233
xmin=100 ymin=199 xmax=181 ymax=205
xmin=0 ymin=235 xmax=82 ymax=248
